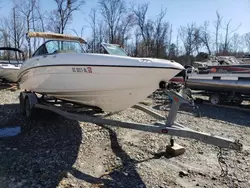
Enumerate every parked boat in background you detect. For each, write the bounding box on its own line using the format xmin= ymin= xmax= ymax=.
xmin=168 ymin=61 xmax=250 ymax=105
xmin=0 ymin=47 xmax=25 ymax=83
xmin=185 ymin=73 xmax=250 ymax=94
xmin=205 ymin=64 xmax=250 ymax=74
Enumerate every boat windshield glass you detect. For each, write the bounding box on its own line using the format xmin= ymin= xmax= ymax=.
xmin=45 ymin=40 xmax=84 ymax=54
xmin=101 ymin=43 xmax=128 ymax=56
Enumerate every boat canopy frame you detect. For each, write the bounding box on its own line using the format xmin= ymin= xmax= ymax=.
xmin=26 ymin=32 xmax=87 ymax=44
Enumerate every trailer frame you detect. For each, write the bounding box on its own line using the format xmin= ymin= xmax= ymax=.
xmin=19 ymin=89 xmax=243 ymax=152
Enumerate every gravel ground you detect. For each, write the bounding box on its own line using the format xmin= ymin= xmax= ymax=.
xmin=0 ymin=87 xmax=250 ymax=188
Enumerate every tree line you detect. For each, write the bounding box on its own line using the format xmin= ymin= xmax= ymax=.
xmin=1 ymin=0 xmax=250 ymax=64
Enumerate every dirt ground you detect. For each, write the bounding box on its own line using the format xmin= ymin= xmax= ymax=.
xmin=0 ymin=88 xmax=249 ymax=188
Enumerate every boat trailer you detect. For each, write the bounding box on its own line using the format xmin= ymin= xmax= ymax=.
xmin=19 ymin=89 xmax=243 ymax=156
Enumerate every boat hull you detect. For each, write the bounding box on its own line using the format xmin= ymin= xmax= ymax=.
xmin=19 ymin=65 xmax=181 ymax=112
xmin=0 ymin=64 xmax=21 ymax=82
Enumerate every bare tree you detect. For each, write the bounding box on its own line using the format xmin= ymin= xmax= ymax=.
xmin=223 ymin=20 xmax=231 ymax=54
xmin=244 ymin=32 xmax=250 ymax=52
xmin=48 ymin=0 xmax=85 ymax=34
xmin=12 ymin=0 xmax=37 ymax=29
xmin=221 ymin=19 xmax=241 ymax=55
xmin=133 ymin=29 xmax=140 ymax=56
xmin=0 ymin=7 xmax=25 ymax=50
xmin=114 ymin=13 xmax=136 ymax=47
xmin=175 ymin=29 xmax=180 ymax=56
xmin=71 ymin=27 xmax=85 ymax=38
xmin=198 ymin=21 xmax=211 ymax=55
xmin=153 ymin=8 xmax=169 ymax=57
xmin=98 ymin=0 xmax=127 ymax=44
xmin=168 ymin=24 xmax=172 ymax=55
xmin=13 ymin=0 xmax=36 ymax=56
xmin=32 ymin=0 xmax=46 ymax=50
xmin=88 ymin=8 xmax=98 ymax=52
xmin=231 ymin=33 xmax=241 ymax=54
xmin=13 ymin=9 xmax=26 ymax=50
xmin=32 ymin=1 xmax=46 ymax=46
xmin=97 ymin=19 xmax=106 ymax=47
xmin=213 ymin=10 xmax=223 ymax=54
xmin=131 ymin=2 xmax=148 ymax=42
xmin=168 ymin=43 xmax=177 ymax=58
xmin=132 ymin=3 xmax=169 ymax=57
xmin=179 ymin=23 xmax=197 ymax=56
xmin=0 ymin=19 xmax=10 ymax=48
xmin=12 ymin=0 xmax=48 ymax=55
xmin=34 ymin=0 xmax=45 ymax=32
xmin=71 ymin=26 xmax=86 ymax=50
xmin=193 ymin=28 xmax=203 ymax=54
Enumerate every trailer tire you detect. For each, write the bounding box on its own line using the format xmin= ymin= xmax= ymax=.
xmin=209 ymin=93 xmax=220 ymax=105
xmin=24 ymin=97 xmax=37 ymax=120
xmin=19 ymin=93 xmax=25 ymax=115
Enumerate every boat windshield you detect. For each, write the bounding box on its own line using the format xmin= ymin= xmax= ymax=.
xmin=45 ymin=40 xmax=84 ymax=53
xmin=101 ymin=43 xmax=128 ymax=56
xmin=32 ymin=40 xmax=85 ymax=57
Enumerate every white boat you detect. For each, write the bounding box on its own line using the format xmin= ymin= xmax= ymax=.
xmin=0 ymin=47 xmax=24 ymax=82
xmin=18 ymin=32 xmax=184 ymax=112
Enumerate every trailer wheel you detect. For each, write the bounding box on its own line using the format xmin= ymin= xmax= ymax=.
xmin=209 ymin=93 xmax=220 ymax=105
xmin=24 ymin=97 xmax=36 ymax=120
xmin=19 ymin=93 xmax=25 ymax=115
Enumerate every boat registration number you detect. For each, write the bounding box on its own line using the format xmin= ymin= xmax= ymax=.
xmin=72 ymin=67 xmax=92 ymax=73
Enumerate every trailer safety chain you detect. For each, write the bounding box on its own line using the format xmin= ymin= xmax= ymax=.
xmin=151 ymin=89 xmax=169 ymax=105
xmin=181 ymin=88 xmax=201 ymax=117
xmin=216 ymin=146 xmax=245 ymax=187
xmin=155 ymin=87 xmax=201 ymax=117
xmin=217 ymin=148 xmax=229 ymax=177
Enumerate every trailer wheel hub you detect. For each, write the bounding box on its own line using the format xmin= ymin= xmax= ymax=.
xmin=209 ymin=93 xmax=220 ymax=105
